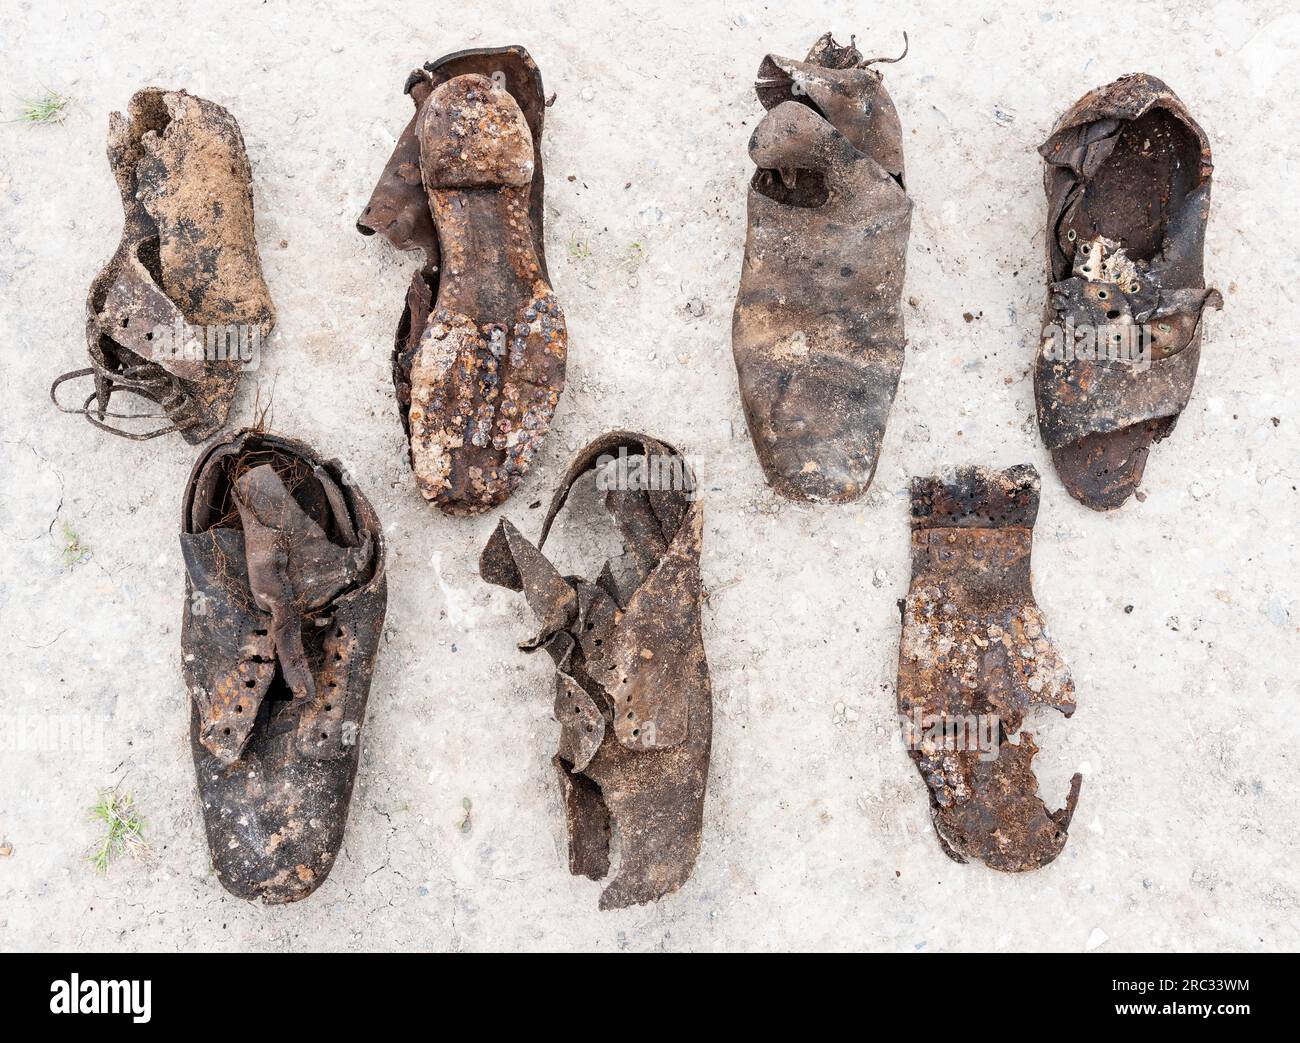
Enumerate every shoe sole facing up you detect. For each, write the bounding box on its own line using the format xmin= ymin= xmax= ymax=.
xmin=358 ymin=47 xmax=564 ymax=516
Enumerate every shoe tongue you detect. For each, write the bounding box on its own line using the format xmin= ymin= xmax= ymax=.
xmin=232 ymin=464 xmax=359 ymax=615
xmin=233 ymin=463 xmax=372 ymax=705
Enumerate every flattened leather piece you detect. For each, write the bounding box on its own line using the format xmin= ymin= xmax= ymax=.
xmin=602 ymin=506 xmax=703 ymax=750
xmin=233 ymin=465 xmax=369 ymax=611
xmin=552 ymin=755 xmax=611 ymax=882
xmin=355 ymin=74 xmax=439 ymax=257
xmin=502 ymin=523 xmax=574 ymax=637
xmin=552 ymin=637 xmax=606 ymax=774
xmin=898 ymin=465 xmax=1082 ymax=872
xmin=733 ymin=33 xmax=911 ymax=504
xmin=480 ymin=431 xmax=712 ymax=909
xmin=98 ymin=261 xmax=204 ymax=381
xmin=572 ymin=578 xmax=619 ymax=668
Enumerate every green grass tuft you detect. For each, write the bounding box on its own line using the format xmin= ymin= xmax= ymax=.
xmin=15 ymin=90 xmax=70 ymax=125
xmin=567 ymin=234 xmax=591 ymax=261
xmin=88 ymin=789 xmax=148 ymax=872
xmin=60 ymin=521 xmax=90 ymax=568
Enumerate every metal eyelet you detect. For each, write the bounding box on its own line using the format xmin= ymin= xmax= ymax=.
xmin=1097 ymin=289 xmax=1108 ymax=300
xmin=1066 ymin=229 xmax=1077 ymax=242
xmin=491 ymin=70 xmax=506 ymax=88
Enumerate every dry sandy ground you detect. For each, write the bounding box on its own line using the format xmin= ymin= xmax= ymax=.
xmin=1 ymin=0 xmax=1297 ymax=952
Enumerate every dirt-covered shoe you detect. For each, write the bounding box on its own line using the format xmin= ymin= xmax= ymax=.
xmin=732 ymin=33 xmax=911 ymax=504
xmin=358 ymin=47 xmax=564 ymax=516
xmin=1036 ymin=74 xmax=1221 ymax=510
xmin=898 ymin=465 xmax=1082 ymax=872
xmin=181 ymin=429 xmax=386 ymax=902
xmin=52 ymin=89 xmax=275 ymax=442
xmin=479 ymin=432 xmax=712 ymax=909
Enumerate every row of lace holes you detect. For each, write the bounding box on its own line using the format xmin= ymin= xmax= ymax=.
xmin=224 ymin=627 xmax=270 ymax=736
xmin=320 ymin=627 xmax=345 ymax=741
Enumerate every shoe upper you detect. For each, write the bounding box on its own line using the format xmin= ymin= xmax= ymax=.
xmin=180 ymin=430 xmax=386 ymax=902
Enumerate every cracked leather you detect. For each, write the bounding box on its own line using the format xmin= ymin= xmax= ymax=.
xmin=57 ymin=89 xmax=274 ymax=442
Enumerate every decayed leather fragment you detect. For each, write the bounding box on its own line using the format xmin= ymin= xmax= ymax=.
xmin=732 ymin=33 xmax=911 ymax=504
xmin=898 ymin=465 xmax=1082 ymax=871
xmin=1036 ymin=74 xmax=1221 ymax=510
xmin=480 ymin=432 xmax=712 ymax=909
xmin=358 ymin=47 xmax=564 ymax=515
xmin=53 ymin=88 xmax=275 ymax=442
xmin=181 ymin=430 xmax=386 ymax=902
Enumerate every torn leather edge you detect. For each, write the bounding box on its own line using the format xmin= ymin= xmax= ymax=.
xmin=899 ymin=464 xmax=1083 ymax=872
xmin=479 ymin=430 xmax=712 ymax=909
